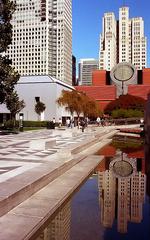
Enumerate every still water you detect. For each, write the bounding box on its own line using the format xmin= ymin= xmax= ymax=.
xmin=36 ymin=139 xmax=150 ymax=240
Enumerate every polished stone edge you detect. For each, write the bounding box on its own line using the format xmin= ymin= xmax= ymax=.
xmin=0 ymin=129 xmax=118 ymax=218
xmin=0 ymin=154 xmax=85 ymax=217
xmin=0 ymin=155 xmax=104 ymax=240
xmin=0 ymin=130 xmax=117 ymax=220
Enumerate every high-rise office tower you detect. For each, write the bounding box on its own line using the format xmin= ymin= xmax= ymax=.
xmin=99 ymin=7 xmax=147 ymax=71
xmin=72 ymin=55 xmax=76 ymax=86
xmin=6 ymin=0 xmax=72 ymax=84
xmin=99 ymin=12 xmax=117 ymax=71
xmin=79 ymin=58 xmax=99 ymax=85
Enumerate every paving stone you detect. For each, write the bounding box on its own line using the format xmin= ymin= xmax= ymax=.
xmin=0 ymin=125 xmax=140 ymax=239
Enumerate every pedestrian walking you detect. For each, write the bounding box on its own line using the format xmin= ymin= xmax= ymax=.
xmin=96 ymin=116 xmax=101 ymax=126
xmin=52 ymin=117 xmax=56 ymax=129
xmin=101 ymin=118 xmax=105 ymax=127
xmin=66 ymin=118 xmax=70 ymax=128
xmin=70 ymin=118 xmax=74 ymax=128
xmin=58 ymin=118 xmax=62 ymax=128
xmin=80 ymin=119 xmax=86 ymax=132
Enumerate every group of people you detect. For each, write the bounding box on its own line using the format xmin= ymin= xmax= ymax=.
xmin=52 ymin=116 xmax=109 ymax=132
xmin=66 ymin=117 xmax=88 ymax=132
xmin=52 ymin=117 xmax=62 ymax=128
xmin=51 ymin=116 xmax=107 ymax=129
xmin=50 ymin=116 xmax=110 ymax=132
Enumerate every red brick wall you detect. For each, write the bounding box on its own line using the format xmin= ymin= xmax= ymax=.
xmin=75 ymin=85 xmax=116 ymax=111
xmin=143 ymin=68 xmax=150 ymax=85
xmin=75 ymin=86 xmax=116 ymax=100
xmin=96 ymin=145 xmax=116 ymax=157
xmin=92 ymin=70 xmax=106 ymax=86
xmin=75 ymin=68 xmax=150 ymax=112
xmin=128 ymin=85 xmax=150 ymax=100
xmin=97 ymin=101 xmax=112 ymax=111
xmin=127 ymin=150 xmax=144 ymax=158
xmin=96 ymin=159 xmax=107 ymax=172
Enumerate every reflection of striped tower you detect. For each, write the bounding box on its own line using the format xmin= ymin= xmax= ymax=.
xmin=98 ymin=170 xmax=116 ymax=228
xmin=117 ymin=178 xmax=131 ymax=233
xmin=97 ymin=152 xmax=146 ymax=234
xmin=130 ymin=172 xmax=146 ymax=223
xmin=36 ymin=200 xmax=71 ymax=240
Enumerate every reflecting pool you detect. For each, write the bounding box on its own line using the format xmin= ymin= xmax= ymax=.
xmin=36 ymin=139 xmax=150 ymax=240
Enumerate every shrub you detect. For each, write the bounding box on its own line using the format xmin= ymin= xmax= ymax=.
xmin=105 ymin=94 xmax=145 ymax=114
xmin=112 ymin=109 xmax=144 ymax=119
xmin=112 ymin=109 xmax=126 ymax=118
xmin=4 ymin=119 xmax=19 ymax=129
xmin=22 ymin=121 xmax=48 ymax=127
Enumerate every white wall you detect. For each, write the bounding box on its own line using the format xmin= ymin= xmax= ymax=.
xmin=15 ymin=76 xmax=74 ymax=121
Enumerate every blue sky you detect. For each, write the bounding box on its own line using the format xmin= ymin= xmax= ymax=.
xmin=72 ymin=0 xmax=150 ymax=74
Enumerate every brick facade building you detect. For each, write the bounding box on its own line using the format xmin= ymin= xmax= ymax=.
xmin=76 ymin=66 xmax=150 ymax=111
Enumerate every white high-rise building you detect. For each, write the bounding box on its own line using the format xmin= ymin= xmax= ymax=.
xmin=6 ymin=0 xmax=72 ymax=84
xmin=79 ymin=58 xmax=99 ymax=85
xmin=99 ymin=12 xmax=117 ymax=71
xmin=99 ymin=7 xmax=147 ymax=71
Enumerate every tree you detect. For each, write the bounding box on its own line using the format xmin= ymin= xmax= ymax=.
xmin=0 ymin=0 xmax=20 ymax=104
xmin=57 ymin=90 xmax=102 ymax=124
xmin=0 ymin=0 xmax=16 ymax=53
xmin=105 ymin=94 xmax=146 ymax=114
xmin=0 ymin=57 xmax=20 ymax=103
xmin=57 ymin=90 xmax=86 ymax=120
xmin=57 ymin=90 xmax=76 ymax=116
xmin=71 ymin=90 xmax=84 ymax=119
xmin=83 ymin=98 xmax=102 ymax=119
xmin=5 ymin=91 xmax=25 ymax=122
xmin=35 ymin=101 xmax=46 ymax=120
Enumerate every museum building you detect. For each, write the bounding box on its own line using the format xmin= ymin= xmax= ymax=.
xmin=76 ymin=62 xmax=150 ymax=111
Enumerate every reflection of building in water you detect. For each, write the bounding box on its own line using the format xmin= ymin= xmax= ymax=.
xmin=118 ymin=172 xmax=145 ymax=233
xmin=144 ymin=143 xmax=150 ymax=197
xmin=97 ymin=152 xmax=146 ymax=234
xmin=36 ymin=201 xmax=71 ymax=240
xmin=130 ymin=173 xmax=145 ymax=223
xmin=99 ymin=169 xmax=116 ymax=228
xmin=117 ymin=177 xmax=131 ymax=233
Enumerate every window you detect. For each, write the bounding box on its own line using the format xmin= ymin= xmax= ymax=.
xmin=35 ymin=97 xmax=40 ymax=102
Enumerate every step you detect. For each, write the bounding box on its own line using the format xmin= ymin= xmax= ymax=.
xmin=0 ymin=129 xmax=117 ymax=218
xmin=0 ymin=153 xmax=84 ymax=217
xmin=0 ymin=155 xmax=103 ymax=240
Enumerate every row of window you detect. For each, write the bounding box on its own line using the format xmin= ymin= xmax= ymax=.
xmin=14 ymin=27 xmax=47 ymax=32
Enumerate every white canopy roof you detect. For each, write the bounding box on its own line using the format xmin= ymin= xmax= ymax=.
xmin=18 ymin=75 xmax=75 ymax=90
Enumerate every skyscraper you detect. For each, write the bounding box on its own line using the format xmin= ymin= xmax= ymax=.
xmin=99 ymin=7 xmax=147 ymax=71
xmin=6 ymin=0 xmax=72 ymax=84
xmin=99 ymin=12 xmax=117 ymax=71
xmin=79 ymin=58 xmax=99 ymax=85
xmin=72 ymin=55 xmax=76 ymax=86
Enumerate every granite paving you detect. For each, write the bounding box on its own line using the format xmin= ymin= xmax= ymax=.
xmin=0 ymin=124 xmax=140 ymax=239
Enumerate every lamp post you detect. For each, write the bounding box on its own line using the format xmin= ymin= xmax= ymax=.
xmin=19 ymin=113 xmax=24 ymax=132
